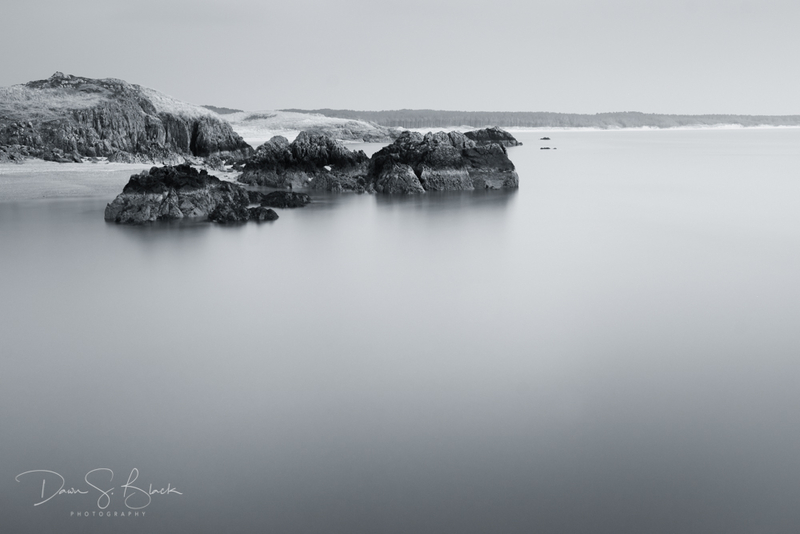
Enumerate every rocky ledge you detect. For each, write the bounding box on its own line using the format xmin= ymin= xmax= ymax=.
xmin=366 ymin=131 xmax=519 ymax=194
xmin=1 ymin=72 xmax=253 ymax=164
xmin=238 ymin=132 xmax=370 ymax=192
xmin=104 ymin=164 xmax=280 ymax=224
xmin=464 ymin=127 xmax=522 ymax=147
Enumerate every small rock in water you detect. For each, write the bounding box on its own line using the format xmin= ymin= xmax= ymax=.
xmin=248 ymin=206 xmax=279 ymax=221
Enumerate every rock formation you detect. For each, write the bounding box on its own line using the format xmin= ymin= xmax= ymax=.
xmin=248 ymin=190 xmax=312 ymax=208
xmin=374 ymin=163 xmax=426 ymax=194
xmin=238 ymin=132 xmax=369 ymax=191
xmin=0 ymin=72 xmax=252 ymax=163
xmin=367 ymin=131 xmax=519 ymax=193
xmin=464 ymin=127 xmax=522 ymax=147
xmin=104 ymin=164 xmax=277 ymax=224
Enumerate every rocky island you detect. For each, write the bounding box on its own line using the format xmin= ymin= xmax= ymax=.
xmin=0 ymin=72 xmax=252 ymax=164
xmin=238 ymin=128 xmax=520 ymax=195
xmin=104 ymin=164 xmax=290 ymax=224
xmin=367 ymin=130 xmax=519 ymax=194
xmin=238 ymin=131 xmax=370 ymax=192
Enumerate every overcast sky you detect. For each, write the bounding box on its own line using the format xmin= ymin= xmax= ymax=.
xmin=2 ymin=0 xmax=799 ymax=114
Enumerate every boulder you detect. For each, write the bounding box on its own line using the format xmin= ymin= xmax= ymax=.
xmin=464 ymin=127 xmax=522 ymax=147
xmin=248 ymin=206 xmax=279 ymax=222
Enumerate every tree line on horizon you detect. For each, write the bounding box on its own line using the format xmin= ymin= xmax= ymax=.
xmin=280 ymin=109 xmax=800 ymax=129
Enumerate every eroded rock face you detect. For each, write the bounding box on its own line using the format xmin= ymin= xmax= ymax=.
xmin=368 ymin=130 xmax=519 ymax=192
xmin=0 ymin=72 xmax=253 ymax=163
xmin=105 ymin=164 xmax=256 ymax=224
xmin=464 ymin=127 xmax=522 ymax=147
xmin=238 ymin=132 xmax=369 ymax=191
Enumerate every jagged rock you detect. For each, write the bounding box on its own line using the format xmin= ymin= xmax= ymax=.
xmin=375 ymin=163 xmax=426 ymax=194
xmin=238 ymin=131 xmax=369 ymax=191
xmin=0 ymin=72 xmax=253 ymax=163
xmin=248 ymin=206 xmax=279 ymax=221
xmin=368 ymin=130 xmax=519 ymax=192
xmin=104 ymin=164 xmax=253 ymax=224
xmin=464 ymin=127 xmax=522 ymax=147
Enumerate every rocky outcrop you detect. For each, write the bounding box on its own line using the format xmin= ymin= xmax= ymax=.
xmin=238 ymin=132 xmax=369 ymax=191
xmin=367 ymin=131 xmax=519 ymax=192
xmin=104 ymin=164 xmax=276 ymax=224
xmin=0 ymin=72 xmax=253 ymax=163
xmin=464 ymin=127 xmax=522 ymax=147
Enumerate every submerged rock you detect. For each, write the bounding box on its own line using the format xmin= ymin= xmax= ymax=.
xmin=105 ymin=164 xmax=255 ymax=224
xmin=367 ymin=130 xmax=519 ymax=192
xmin=464 ymin=127 xmax=522 ymax=147
xmin=238 ymin=131 xmax=369 ymax=191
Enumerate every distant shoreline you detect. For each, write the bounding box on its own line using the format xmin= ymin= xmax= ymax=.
xmin=400 ymin=125 xmax=800 ymax=136
xmin=282 ymin=109 xmax=800 ymax=130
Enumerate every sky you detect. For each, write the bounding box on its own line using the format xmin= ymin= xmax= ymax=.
xmin=2 ymin=0 xmax=799 ymax=114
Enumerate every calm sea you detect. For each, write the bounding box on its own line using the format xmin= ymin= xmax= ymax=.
xmin=2 ymin=129 xmax=800 ymax=533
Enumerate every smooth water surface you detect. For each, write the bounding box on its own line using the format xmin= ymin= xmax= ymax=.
xmin=2 ymin=129 xmax=800 ymax=533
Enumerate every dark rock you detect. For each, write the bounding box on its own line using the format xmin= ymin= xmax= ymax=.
xmin=260 ymin=191 xmax=311 ymax=208
xmin=248 ymin=206 xmax=279 ymax=221
xmin=0 ymin=72 xmax=253 ymax=164
xmin=375 ymin=163 xmax=425 ymax=194
xmin=105 ymin=164 xmax=254 ymax=224
xmin=247 ymin=190 xmax=264 ymax=204
xmin=540 ymin=137 xmax=550 ymax=140
xmin=208 ymin=203 xmax=250 ymax=224
xmin=238 ymin=131 xmax=369 ymax=191
xmin=464 ymin=127 xmax=522 ymax=147
xmin=368 ymin=130 xmax=519 ymax=192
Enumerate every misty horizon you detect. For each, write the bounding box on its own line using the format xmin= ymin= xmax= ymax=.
xmin=3 ymin=0 xmax=799 ymax=115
